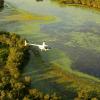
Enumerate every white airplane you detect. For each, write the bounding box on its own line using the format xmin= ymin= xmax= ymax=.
xmin=25 ymin=40 xmax=50 ymax=51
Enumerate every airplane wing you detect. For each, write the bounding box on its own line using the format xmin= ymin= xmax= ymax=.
xmin=25 ymin=40 xmax=28 ymax=46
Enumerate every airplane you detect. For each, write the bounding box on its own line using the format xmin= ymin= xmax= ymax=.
xmin=25 ymin=40 xmax=51 ymax=51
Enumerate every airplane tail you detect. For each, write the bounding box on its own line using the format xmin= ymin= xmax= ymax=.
xmin=43 ymin=41 xmax=46 ymax=46
xmin=25 ymin=40 xmax=28 ymax=46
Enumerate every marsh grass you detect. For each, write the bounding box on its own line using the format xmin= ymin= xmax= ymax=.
xmin=0 ymin=43 xmax=9 ymax=66
xmin=1 ymin=1 xmax=100 ymax=99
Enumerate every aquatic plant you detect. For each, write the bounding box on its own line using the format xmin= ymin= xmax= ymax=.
xmin=52 ymin=0 xmax=100 ymax=8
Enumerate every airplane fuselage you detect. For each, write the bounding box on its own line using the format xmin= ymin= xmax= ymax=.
xmin=25 ymin=40 xmax=49 ymax=51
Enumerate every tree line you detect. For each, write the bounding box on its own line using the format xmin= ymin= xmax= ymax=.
xmin=52 ymin=0 xmax=100 ymax=8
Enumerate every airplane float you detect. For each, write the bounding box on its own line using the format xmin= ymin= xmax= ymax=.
xmin=25 ymin=40 xmax=51 ymax=51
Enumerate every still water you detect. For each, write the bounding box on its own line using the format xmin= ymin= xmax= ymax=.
xmin=0 ymin=0 xmax=100 ymax=79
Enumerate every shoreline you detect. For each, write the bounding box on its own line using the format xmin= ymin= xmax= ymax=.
xmin=52 ymin=0 xmax=100 ymax=9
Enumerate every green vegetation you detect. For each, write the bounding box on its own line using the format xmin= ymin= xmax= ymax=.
xmin=49 ymin=66 xmax=100 ymax=100
xmin=0 ymin=43 xmax=8 ymax=66
xmin=0 ymin=32 xmax=60 ymax=100
xmin=52 ymin=0 xmax=100 ymax=8
xmin=0 ymin=32 xmax=28 ymax=78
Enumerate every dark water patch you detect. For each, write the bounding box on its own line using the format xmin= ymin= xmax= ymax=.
xmin=75 ymin=21 xmax=100 ymax=34
xmin=67 ymin=47 xmax=100 ymax=78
